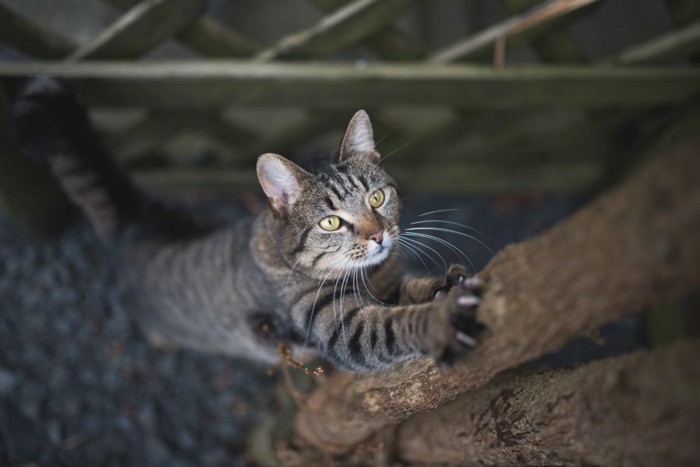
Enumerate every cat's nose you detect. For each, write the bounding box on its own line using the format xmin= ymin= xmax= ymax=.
xmin=368 ymin=230 xmax=384 ymax=245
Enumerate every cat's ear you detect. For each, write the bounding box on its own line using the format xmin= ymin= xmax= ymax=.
xmin=256 ymin=153 xmax=311 ymax=216
xmin=339 ymin=110 xmax=380 ymax=165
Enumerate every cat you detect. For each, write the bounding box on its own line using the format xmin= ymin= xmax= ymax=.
xmin=11 ymin=76 xmax=486 ymax=372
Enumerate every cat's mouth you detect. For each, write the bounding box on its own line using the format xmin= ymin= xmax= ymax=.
xmin=363 ymin=235 xmax=393 ymax=267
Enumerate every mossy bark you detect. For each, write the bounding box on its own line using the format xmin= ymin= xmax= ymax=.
xmin=293 ymin=141 xmax=700 ymax=453
xmin=397 ymin=341 xmax=700 ymax=466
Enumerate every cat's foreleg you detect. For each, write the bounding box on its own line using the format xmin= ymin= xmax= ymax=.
xmin=309 ymin=277 xmax=486 ymax=371
xmin=398 ymin=264 xmax=472 ymax=304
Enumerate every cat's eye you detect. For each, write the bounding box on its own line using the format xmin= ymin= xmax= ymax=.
xmin=319 ymin=215 xmax=341 ymax=231
xmin=368 ymin=189 xmax=385 ymax=208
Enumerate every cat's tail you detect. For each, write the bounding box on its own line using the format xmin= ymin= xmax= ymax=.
xmin=11 ymin=76 xmax=145 ymax=239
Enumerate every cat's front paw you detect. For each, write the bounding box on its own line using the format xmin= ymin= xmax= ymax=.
xmin=431 ymin=264 xmax=469 ymax=300
xmin=425 ymin=276 xmax=487 ymax=367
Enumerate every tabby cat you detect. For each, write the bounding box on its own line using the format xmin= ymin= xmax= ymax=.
xmin=11 ymin=77 xmax=485 ymax=371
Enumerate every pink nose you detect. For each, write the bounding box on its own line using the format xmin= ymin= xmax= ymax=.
xmin=369 ymin=230 xmax=384 ymax=245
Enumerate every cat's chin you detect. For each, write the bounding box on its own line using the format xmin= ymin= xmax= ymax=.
xmin=361 ymin=236 xmax=393 ymax=268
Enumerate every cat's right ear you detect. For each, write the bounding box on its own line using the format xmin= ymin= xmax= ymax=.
xmin=339 ymin=110 xmax=381 ymax=165
xmin=256 ymin=153 xmax=311 ymax=217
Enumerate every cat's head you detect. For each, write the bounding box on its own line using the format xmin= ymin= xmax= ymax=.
xmin=256 ymin=110 xmax=400 ymax=278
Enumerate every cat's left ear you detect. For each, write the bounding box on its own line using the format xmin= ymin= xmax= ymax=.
xmin=257 ymin=153 xmax=311 ymax=217
xmin=339 ymin=110 xmax=381 ymax=165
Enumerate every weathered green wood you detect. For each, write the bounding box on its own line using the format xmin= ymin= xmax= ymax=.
xmin=244 ymin=110 xmax=351 ymax=159
xmin=105 ymin=0 xmax=262 ymax=57
xmin=0 ymin=84 xmax=76 ymax=238
xmin=176 ymin=16 xmax=263 ymax=58
xmin=69 ymin=0 xmax=207 ymax=60
xmin=309 ymin=0 xmax=428 ymax=60
xmin=108 ymin=110 xmax=200 ymax=161
xmin=191 ymin=113 xmax=258 ymax=149
xmin=665 ymin=0 xmax=700 ymax=26
xmin=500 ymin=0 xmax=589 ymax=63
xmin=109 ymin=110 xmax=257 ymax=162
xmin=0 ymin=62 xmax=696 ymax=109
xmin=0 ymin=3 xmax=76 ymax=59
xmin=607 ymin=20 xmax=700 ymax=65
xmin=132 ymin=160 xmax=602 ymax=195
xmin=255 ymin=0 xmax=411 ymax=61
xmin=428 ymin=0 xmax=600 ymax=63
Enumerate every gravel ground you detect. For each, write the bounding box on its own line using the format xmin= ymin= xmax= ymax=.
xmin=0 ymin=193 xmax=644 ymax=466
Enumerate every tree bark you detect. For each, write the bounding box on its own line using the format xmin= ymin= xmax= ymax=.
xmin=294 ymin=141 xmax=700 ymax=452
xmin=396 ymin=341 xmax=700 ymax=466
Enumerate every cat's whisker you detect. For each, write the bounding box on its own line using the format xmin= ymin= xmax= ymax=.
xmin=304 ymin=259 xmax=348 ymax=350
xmin=417 ymin=208 xmax=463 ymax=218
xmin=284 ymin=257 xmax=302 ymax=287
xmin=338 ymin=260 xmax=355 ymax=342
xmin=408 ymin=218 xmax=490 ymax=238
xmin=378 ymin=142 xmax=409 ymax=164
xmin=403 ymin=226 xmax=494 ymax=255
xmin=398 ymin=236 xmax=445 ymax=271
xmin=360 ymin=267 xmax=381 ymax=304
xmin=395 ymin=237 xmax=431 ymax=273
xmin=403 ymin=231 xmax=475 ymax=273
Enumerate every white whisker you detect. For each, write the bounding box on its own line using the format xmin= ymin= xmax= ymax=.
xmin=403 ymin=226 xmax=494 ymax=255
xmin=395 ymin=237 xmax=430 ymax=272
xmin=399 ymin=236 xmax=445 ymax=271
xmin=403 ymin=231 xmax=475 ymax=273
xmin=417 ymin=208 xmax=463 ymax=218
xmin=409 ymin=218 xmax=490 ymax=238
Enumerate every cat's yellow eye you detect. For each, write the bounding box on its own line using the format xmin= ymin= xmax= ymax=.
xmin=368 ymin=189 xmax=385 ymax=208
xmin=319 ymin=215 xmax=341 ymax=231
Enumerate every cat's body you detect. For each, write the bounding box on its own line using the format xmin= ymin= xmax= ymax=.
xmin=12 ymin=77 xmax=485 ymax=371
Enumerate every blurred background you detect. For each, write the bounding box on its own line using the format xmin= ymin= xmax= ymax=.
xmin=0 ymin=0 xmax=698 ymax=465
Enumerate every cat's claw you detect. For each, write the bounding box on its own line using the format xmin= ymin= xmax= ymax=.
xmin=427 ymin=274 xmax=487 ymax=367
xmin=431 ymin=264 xmax=479 ymax=300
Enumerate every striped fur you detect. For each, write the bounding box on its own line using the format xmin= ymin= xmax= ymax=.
xmin=12 ymin=78 xmax=485 ymax=372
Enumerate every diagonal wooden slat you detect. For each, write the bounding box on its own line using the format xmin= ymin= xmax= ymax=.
xmin=108 ymin=110 xmax=201 ymax=161
xmin=75 ymin=0 xmax=261 ymax=161
xmin=1 ymin=62 xmax=698 ymax=109
xmin=309 ymin=0 xmax=428 ymax=60
xmin=428 ymin=0 xmax=600 ymax=64
xmin=104 ymin=0 xmax=263 ymax=57
xmin=69 ymin=0 xmax=207 ymax=60
xmin=254 ymin=0 xmax=411 ymax=61
xmin=0 ymin=3 xmax=76 ymax=59
xmin=607 ymin=20 xmax=700 ymax=65
xmin=244 ymin=110 xmax=350 ymax=158
xmin=500 ymin=0 xmax=589 ymax=63
xmin=665 ymin=0 xmax=700 ymax=26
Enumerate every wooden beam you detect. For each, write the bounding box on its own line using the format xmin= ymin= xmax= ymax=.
xmin=132 ymin=160 xmax=601 ymax=195
xmin=69 ymin=0 xmax=207 ymax=60
xmin=0 ymin=3 xmax=75 ymax=59
xmin=607 ymin=20 xmax=700 ymax=65
xmin=1 ymin=62 xmax=697 ymax=109
xmin=255 ymin=0 xmax=411 ymax=61
xmin=428 ymin=0 xmax=600 ymax=64
xmin=105 ymin=0 xmax=263 ymax=57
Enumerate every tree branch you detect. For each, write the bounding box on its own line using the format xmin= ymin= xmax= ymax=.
xmin=396 ymin=341 xmax=700 ymax=465
xmin=294 ymin=141 xmax=700 ymax=452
